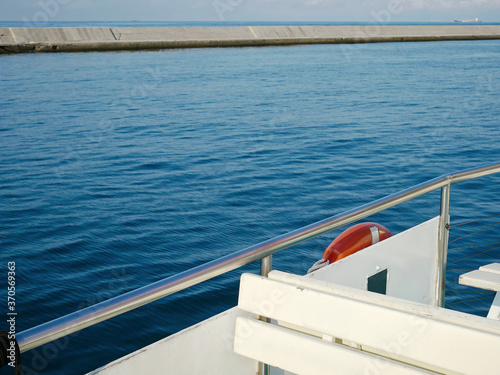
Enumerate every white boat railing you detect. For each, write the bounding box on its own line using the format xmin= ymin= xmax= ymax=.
xmin=16 ymin=161 xmax=500 ymax=353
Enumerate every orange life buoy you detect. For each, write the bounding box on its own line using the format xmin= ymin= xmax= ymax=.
xmin=308 ymin=222 xmax=392 ymax=273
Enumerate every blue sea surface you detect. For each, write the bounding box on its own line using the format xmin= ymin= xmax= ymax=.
xmin=0 ymin=37 xmax=499 ymax=374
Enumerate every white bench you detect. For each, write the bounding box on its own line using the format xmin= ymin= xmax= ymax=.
xmin=234 ymin=270 xmax=500 ymax=375
xmin=459 ymin=263 xmax=500 ymax=320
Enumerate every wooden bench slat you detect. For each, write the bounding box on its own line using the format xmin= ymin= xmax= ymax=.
xmin=233 ymin=317 xmax=436 ymax=375
xmin=267 ymin=270 xmax=500 ymax=332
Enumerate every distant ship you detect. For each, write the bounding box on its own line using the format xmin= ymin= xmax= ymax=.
xmin=454 ymin=18 xmax=482 ymax=23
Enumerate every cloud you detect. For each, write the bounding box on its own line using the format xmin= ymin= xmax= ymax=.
xmin=304 ymin=0 xmax=331 ymax=6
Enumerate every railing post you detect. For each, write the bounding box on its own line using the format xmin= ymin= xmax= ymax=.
xmin=260 ymin=255 xmax=272 ymax=277
xmin=259 ymin=255 xmax=272 ymax=375
xmin=436 ymin=184 xmax=451 ymax=307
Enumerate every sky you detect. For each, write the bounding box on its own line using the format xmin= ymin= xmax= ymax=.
xmin=2 ymin=0 xmax=500 ymax=23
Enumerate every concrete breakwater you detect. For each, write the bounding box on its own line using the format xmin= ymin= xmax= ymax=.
xmin=1 ymin=25 xmax=500 ymax=53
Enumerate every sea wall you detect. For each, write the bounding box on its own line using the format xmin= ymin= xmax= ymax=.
xmin=1 ymin=25 xmax=500 ymax=53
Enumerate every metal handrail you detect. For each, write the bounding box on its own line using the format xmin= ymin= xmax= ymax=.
xmin=17 ymin=161 xmax=500 ymax=352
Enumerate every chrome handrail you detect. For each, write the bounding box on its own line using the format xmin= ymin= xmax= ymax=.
xmin=17 ymin=161 xmax=500 ymax=352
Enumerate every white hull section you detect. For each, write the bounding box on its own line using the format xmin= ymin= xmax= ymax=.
xmin=88 ymin=307 xmax=258 ymax=375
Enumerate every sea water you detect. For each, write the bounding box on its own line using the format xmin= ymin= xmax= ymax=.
xmin=1 ymin=31 xmax=499 ymax=374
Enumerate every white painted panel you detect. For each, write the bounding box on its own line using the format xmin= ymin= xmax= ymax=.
xmin=87 ymin=307 xmax=258 ymax=375
xmin=308 ymin=217 xmax=441 ymax=305
xmin=234 ymin=318 xmax=435 ymax=375
xmin=238 ymin=273 xmax=500 ymax=375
